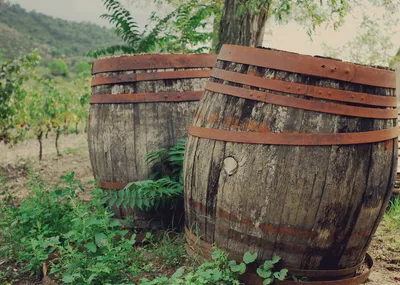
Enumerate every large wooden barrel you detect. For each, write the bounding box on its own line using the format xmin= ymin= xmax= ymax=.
xmin=184 ymin=45 xmax=398 ymax=283
xmin=88 ymin=53 xmax=216 ymax=223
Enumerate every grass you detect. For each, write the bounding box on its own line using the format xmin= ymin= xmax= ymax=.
xmin=384 ymin=196 xmax=400 ymax=240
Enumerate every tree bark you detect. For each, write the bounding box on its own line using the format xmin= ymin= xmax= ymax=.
xmin=37 ymin=131 xmax=43 ymax=161
xmin=55 ymin=127 xmax=61 ymax=156
xmin=45 ymin=125 xmax=50 ymax=139
xmin=75 ymin=122 xmax=79 ymax=134
xmin=216 ymin=0 xmax=269 ymax=53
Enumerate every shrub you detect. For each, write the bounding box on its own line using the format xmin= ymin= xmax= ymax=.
xmin=49 ymin=59 xmax=69 ymax=76
xmin=74 ymin=61 xmax=91 ymax=75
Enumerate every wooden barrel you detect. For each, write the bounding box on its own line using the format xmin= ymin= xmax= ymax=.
xmin=394 ymin=109 xmax=400 ymax=195
xmin=184 ymin=45 xmax=398 ymax=282
xmin=88 ymin=53 xmax=216 ymax=223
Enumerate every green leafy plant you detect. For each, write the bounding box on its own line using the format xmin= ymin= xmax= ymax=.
xmin=48 ymin=59 xmax=69 ymax=77
xmin=385 ymin=197 xmax=400 ymax=236
xmin=89 ymin=0 xmax=214 ymax=57
xmin=140 ymin=248 xmax=290 ymax=285
xmin=0 ymin=172 xmax=145 ymax=284
xmin=256 ymin=255 xmax=288 ymax=284
xmin=102 ymin=178 xmax=183 ymax=211
xmin=102 ymin=139 xmax=186 ymax=212
xmin=139 ymin=247 xmax=244 ymax=285
xmin=0 ymin=50 xmax=41 ymax=144
xmin=73 ymin=61 xmax=91 ymax=75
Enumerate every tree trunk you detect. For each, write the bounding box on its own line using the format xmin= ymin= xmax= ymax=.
xmin=211 ymin=17 xmax=220 ymax=53
xmin=216 ymin=0 xmax=269 ymax=53
xmin=37 ymin=131 xmax=43 ymax=161
xmin=75 ymin=122 xmax=79 ymax=134
xmin=45 ymin=125 xmax=50 ymax=139
xmin=55 ymin=127 xmax=61 ymax=156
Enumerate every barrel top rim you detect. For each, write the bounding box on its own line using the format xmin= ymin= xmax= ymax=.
xmin=222 ymin=44 xmax=395 ymax=72
xmin=218 ymin=44 xmax=396 ymax=88
xmin=93 ymin=52 xmax=216 ymax=61
xmin=92 ymin=53 xmax=217 ymax=74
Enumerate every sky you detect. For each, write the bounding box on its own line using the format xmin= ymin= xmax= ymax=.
xmin=8 ymin=0 xmax=400 ymax=61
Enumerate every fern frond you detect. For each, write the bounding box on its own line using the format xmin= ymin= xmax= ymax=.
xmin=87 ymin=45 xmax=137 ymax=58
xmin=101 ymin=0 xmax=142 ymax=47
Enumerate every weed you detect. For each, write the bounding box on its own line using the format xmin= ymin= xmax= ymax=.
xmin=65 ymin=147 xmax=78 ymax=155
xmin=0 ymin=172 xmax=145 ymax=284
xmin=146 ymin=232 xmax=186 ymax=267
xmin=384 ymin=196 xmax=400 ymax=247
xmin=385 ymin=197 xmax=400 ymax=228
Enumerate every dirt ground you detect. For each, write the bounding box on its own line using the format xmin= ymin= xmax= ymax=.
xmin=0 ymin=133 xmax=93 ymax=202
xmin=0 ymin=133 xmax=399 ymax=284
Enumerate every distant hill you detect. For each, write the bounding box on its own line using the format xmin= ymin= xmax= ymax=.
xmin=0 ymin=0 xmax=121 ymax=64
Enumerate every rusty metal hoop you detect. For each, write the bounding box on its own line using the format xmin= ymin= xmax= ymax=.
xmin=92 ymin=54 xmax=217 ymax=74
xmin=92 ymin=70 xmax=212 ymax=87
xmin=90 ymin=91 xmax=203 ymax=104
xmin=189 ymin=125 xmax=400 ymax=146
xmin=205 ymin=82 xmax=398 ymax=119
xmin=218 ymin=45 xmax=396 ymax=88
xmin=99 ymin=181 xmax=128 ymax=190
xmin=211 ymin=68 xmax=397 ymax=108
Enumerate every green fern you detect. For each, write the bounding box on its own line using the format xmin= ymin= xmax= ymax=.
xmin=88 ymin=0 xmax=215 ymax=58
xmin=102 ymin=139 xmax=187 ymax=212
xmin=102 ymin=178 xmax=182 ymax=211
xmin=146 ymin=138 xmax=186 ymax=182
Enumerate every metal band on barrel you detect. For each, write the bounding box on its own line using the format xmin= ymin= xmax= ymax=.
xmin=90 ymin=91 xmax=203 ymax=104
xmin=99 ymin=182 xmax=128 ymax=190
xmin=205 ymin=82 xmax=397 ymax=119
xmin=92 ymin=70 xmax=212 ymax=87
xmin=92 ymin=54 xmax=217 ymax=74
xmin=218 ymin=45 xmax=396 ymax=89
xmin=189 ymin=125 xmax=400 ymax=145
xmin=211 ymin=69 xmax=397 ymax=107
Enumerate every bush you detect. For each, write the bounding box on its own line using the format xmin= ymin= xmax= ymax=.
xmin=74 ymin=61 xmax=91 ymax=75
xmin=49 ymin=59 xmax=69 ymax=76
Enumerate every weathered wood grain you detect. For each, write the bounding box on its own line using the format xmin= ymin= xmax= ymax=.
xmin=184 ymin=54 xmax=397 ymax=274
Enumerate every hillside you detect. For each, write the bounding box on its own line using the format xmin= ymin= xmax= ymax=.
xmin=0 ymin=0 xmax=121 ymax=64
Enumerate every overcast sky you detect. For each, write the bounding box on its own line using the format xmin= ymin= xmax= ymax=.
xmin=8 ymin=0 xmax=400 ymax=60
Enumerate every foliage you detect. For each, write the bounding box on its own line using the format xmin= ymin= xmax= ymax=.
xmin=0 ymin=2 xmax=121 ymax=63
xmin=22 ymin=72 xmax=90 ymax=159
xmin=390 ymin=49 xmax=400 ymax=68
xmin=0 ymin=50 xmax=41 ymax=144
xmin=0 ymin=49 xmax=90 ymax=159
xmin=149 ymin=0 xmax=216 ymax=54
xmin=89 ymin=0 xmax=215 ymax=57
xmin=254 ymin=255 xmax=288 ymax=284
xmin=101 ymin=139 xmax=186 ymax=212
xmin=1 ymin=172 xmax=292 ymax=285
xmin=49 ymin=59 xmax=69 ymax=77
xmin=138 ymin=0 xmax=399 ymax=54
xmin=323 ymin=16 xmax=398 ymax=66
xmin=74 ymin=61 xmax=91 ymax=75
xmin=385 ymin=197 xmax=400 ymax=232
xmin=102 ymin=178 xmax=183 ymax=212
xmin=140 ymin=248 xmax=288 ymax=285
xmin=0 ymin=172 xmax=142 ymax=284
